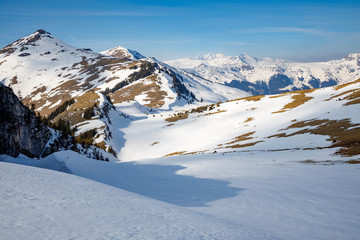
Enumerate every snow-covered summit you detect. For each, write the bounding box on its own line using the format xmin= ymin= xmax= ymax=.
xmin=1 ymin=29 xmax=78 ymax=56
xmin=101 ymin=45 xmax=145 ymax=60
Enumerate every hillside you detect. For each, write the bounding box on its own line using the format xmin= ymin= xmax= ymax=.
xmin=166 ymin=53 xmax=360 ymax=95
xmin=119 ymin=78 xmax=360 ymax=161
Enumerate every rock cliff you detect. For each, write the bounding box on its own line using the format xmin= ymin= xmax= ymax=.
xmin=0 ymin=84 xmax=73 ymax=158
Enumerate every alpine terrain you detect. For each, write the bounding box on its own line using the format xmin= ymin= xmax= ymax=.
xmin=166 ymin=53 xmax=360 ymax=95
xmin=1 ymin=30 xmax=360 ymax=240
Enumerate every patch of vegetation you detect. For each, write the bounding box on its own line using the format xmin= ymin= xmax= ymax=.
xmin=204 ymin=110 xmax=227 ymax=116
xmin=272 ymin=92 xmax=313 ymax=114
xmin=270 ymin=118 xmax=360 ymax=157
xmin=244 ymin=117 xmax=254 ymax=123
xmin=325 ymin=89 xmax=354 ymax=102
xmin=164 ymin=102 xmax=223 ymax=123
xmin=76 ymin=129 xmax=97 ymax=146
xmin=102 ymin=62 xmax=157 ymax=96
xmin=83 ymin=105 xmax=96 ymax=119
xmin=47 ymin=98 xmax=75 ymax=120
xmin=230 ymin=95 xmax=264 ymax=102
xmin=217 ymin=131 xmax=263 ymax=149
xmin=110 ymin=81 xmax=167 ymax=107
xmin=300 ymin=160 xmax=318 ymax=164
xmin=49 ymin=91 xmax=100 ymax=125
xmin=346 ymin=160 xmax=360 ymax=164
xmin=44 ymin=118 xmax=76 ymax=137
xmin=190 ymin=103 xmax=216 ymax=113
xmin=163 ymin=151 xmax=187 ymax=157
xmin=343 ymin=89 xmax=360 ymax=106
xmin=334 ymin=78 xmax=360 ymax=90
xmin=226 ymin=131 xmax=255 ymax=145
xmin=165 ymin=112 xmax=189 ymax=122
xmin=107 ymin=146 xmax=116 ymax=157
xmin=226 ymin=141 xmax=263 ymax=149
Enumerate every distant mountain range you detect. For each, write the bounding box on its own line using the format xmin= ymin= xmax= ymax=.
xmin=166 ymin=53 xmax=360 ymax=95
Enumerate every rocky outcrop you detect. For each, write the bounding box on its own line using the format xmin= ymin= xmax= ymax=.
xmin=0 ymin=84 xmax=72 ymax=158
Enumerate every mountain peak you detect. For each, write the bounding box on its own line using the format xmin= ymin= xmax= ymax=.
xmin=35 ymin=29 xmax=51 ymax=35
xmin=101 ymin=46 xmax=145 ymax=60
xmin=194 ymin=53 xmax=226 ymax=60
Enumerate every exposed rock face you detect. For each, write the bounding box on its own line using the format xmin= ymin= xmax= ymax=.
xmin=0 ymin=84 xmax=72 ymax=158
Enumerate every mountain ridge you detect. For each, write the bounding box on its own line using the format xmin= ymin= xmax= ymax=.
xmin=166 ymin=52 xmax=360 ymax=95
xmin=0 ymin=30 xmax=247 ymax=117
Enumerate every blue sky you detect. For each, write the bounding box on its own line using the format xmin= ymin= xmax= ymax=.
xmin=0 ymin=0 xmax=359 ymax=61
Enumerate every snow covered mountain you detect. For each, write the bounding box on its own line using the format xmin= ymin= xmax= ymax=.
xmin=1 ymin=30 xmax=360 ymax=239
xmin=0 ymin=30 xmax=248 ymax=158
xmin=166 ymin=53 xmax=360 ymax=95
xmin=101 ymin=45 xmax=146 ymax=60
xmin=0 ymin=30 xmax=247 ymax=118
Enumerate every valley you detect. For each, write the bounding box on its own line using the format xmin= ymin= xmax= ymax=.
xmin=1 ymin=30 xmax=360 ymax=240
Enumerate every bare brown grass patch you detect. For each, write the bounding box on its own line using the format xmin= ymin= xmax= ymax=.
xmin=230 ymin=95 xmax=264 ymax=102
xmin=204 ymin=110 xmax=227 ymax=116
xmin=163 ymin=151 xmax=187 ymax=157
xmin=165 ymin=112 xmax=189 ymax=122
xmin=346 ymin=160 xmax=360 ymax=164
xmin=244 ymin=117 xmax=254 ymax=123
xmin=218 ymin=131 xmax=263 ymax=149
xmin=52 ymin=90 xmax=100 ymax=125
xmin=334 ymin=78 xmax=360 ymax=90
xmin=272 ymin=92 xmax=313 ymax=114
xmin=111 ymin=80 xmax=167 ymax=108
xmin=270 ymin=118 xmax=360 ymax=156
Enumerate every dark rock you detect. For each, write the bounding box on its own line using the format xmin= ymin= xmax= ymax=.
xmin=18 ymin=53 xmax=31 ymax=57
xmin=36 ymin=29 xmax=51 ymax=35
xmin=20 ymin=47 xmax=29 ymax=52
xmin=0 ymin=84 xmax=73 ymax=158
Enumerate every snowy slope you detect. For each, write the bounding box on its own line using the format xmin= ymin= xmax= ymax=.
xmin=0 ymin=161 xmax=269 ymax=240
xmin=2 ymin=145 xmax=359 ymax=240
xmin=119 ymin=79 xmax=360 ymax=161
xmin=1 ymin=79 xmax=360 ymax=240
xmin=166 ymin=53 xmax=360 ymax=95
xmin=101 ymin=45 xmax=146 ymax=60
